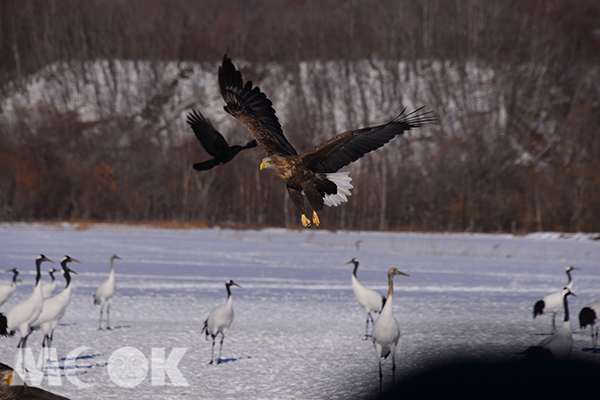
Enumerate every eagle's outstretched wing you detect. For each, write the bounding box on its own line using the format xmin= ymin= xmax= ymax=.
xmin=301 ymin=107 xmax=436 ymax=173
xmin=218 ymin=55 xmax=297 ymax=157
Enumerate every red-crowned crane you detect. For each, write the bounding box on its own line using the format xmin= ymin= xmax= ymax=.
xmin=346 ymin=258 xmax=386 ymax=339
xmin=533 ymin=266 xmax=579 ymax=332
xmin=93 ymin=254 xmax=121 ymax=330
xmin=27 ymin=256 xmax=81 ymax=348
xmin=372 ymin=267 xmax=409 ymax=390
xmin=202 ymin=279 xmax=241 ymax=365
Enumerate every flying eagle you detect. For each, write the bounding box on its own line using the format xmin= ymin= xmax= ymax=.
xmin=218 ymin=55 xmax=435 ymax=227
xmin=187 ymin=110 xmax=257 ymax=171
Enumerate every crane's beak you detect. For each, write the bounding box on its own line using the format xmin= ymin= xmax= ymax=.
xmin=70 ymin=258 xmax=83 ymax=264
xmin=396 ymin=271 xmax=410 ymax=277
xmin=43 ymin=256 xmax=56 ymax=264
xmin=230 ymin=281 xmax=241 ymax=288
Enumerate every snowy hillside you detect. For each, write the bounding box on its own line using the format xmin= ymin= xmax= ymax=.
xmin=0 ymin=59 xmax=498 ymax=143
xmin=0 ymin=223 xmax=598 ymax=399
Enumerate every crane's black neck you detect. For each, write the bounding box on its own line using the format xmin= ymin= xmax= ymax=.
xmin=49 ymin=270 xmax=56 ymax=282
xmin=566 ymin=268 xmax=573 ymax=284
xmin=226 ymin=282 xmax=232 ymax=298
xmin=35 ymin=258 xmax=43 ymax=285
xmin=352 ymin=260 xmax=359 ymax=277
xmin=61 ymin=260 xmax=72 ymax=287
xmin=563 ymin=293 xmax=571 ymax=322
xmin=11 ymin=270 xmax=19 ymax=284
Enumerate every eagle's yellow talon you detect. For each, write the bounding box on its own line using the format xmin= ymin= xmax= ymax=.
xmin=312 ymin=211 xmax=320 ymax=226
xmin=301 ymin=214 xmax=311 ymax=227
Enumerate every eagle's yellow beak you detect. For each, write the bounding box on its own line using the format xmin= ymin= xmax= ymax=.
xmin=260 ymin=160 xmax=269 ymax=170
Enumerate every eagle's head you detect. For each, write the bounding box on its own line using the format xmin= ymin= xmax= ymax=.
xmin=259 ymin=157 xmax=274 ymax=171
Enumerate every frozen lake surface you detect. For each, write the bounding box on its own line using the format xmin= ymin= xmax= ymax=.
xmin=0 ymin=223 xmax=599 ymax=399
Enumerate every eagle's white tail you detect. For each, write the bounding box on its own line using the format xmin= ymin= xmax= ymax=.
xmin=322 ymin=172 xmax=354 ymax=207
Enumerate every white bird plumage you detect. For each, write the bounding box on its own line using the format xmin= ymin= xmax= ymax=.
xmin=94 ymin=254 xmax=121 ymax=330
xmin=533 ymin=265 xmax=579 ymax=332
xmin=579 ymin=298 xmax=600 ymax=353
xmin=0 ymin=269 xmax=19 ymax=308
xmin=27 ymin=256 xmax=80 ymax=348
xmin=346 ymin=258 xmax=386 ymax=339
xmin=0 ymin=255 xmax=54 ymax=347
xmin=41 ymin=267 xmax=58 ymax=299
xmin=372 ymin=267 xmax=409 ymax=389
xmin=202 ymin=279 xmax=241 ymax=365
xmin=525 ymin=287 xmax=575 ymax=360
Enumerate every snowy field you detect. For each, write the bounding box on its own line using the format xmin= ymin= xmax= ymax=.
xmin=0 ymin=223 xmax=599 ymax=399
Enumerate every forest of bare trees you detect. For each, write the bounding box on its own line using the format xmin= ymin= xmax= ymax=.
xmin=0 ymin=0 xmax=599 ymax=232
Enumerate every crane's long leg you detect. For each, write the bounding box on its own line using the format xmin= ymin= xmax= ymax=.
xmin=592 ymin=325 xmax=600 ymax=353
xmin=47 ymin=329 xmax=55 ymax=348
xmin=378 ymin=360 xmax=383 ymax=394
xmin=551 ymin=313 xmax=556 ymax=333
xmin=209 ymin=336 xmax=216 ymax=365
xmin=392 ymin=353 xmax=396 ymax=387
xmin=98 ymin=304 xmax=104 ymax=330
xmin=217 ymin=334 xmax=225 ymax=364
xmin=20 ymin=330 xmax=33 ymax=349
xmin=364 ymin=312 xmax=375 ymax=339
xmin=364 ymin=313 xmax=371 ymax=339
xmin=106 ymin=301 xmax=112 ymax=330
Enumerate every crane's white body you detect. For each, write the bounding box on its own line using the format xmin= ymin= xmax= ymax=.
xmin=372 ymin=268 xmax=409 ymax=388
xmin=205 ymin=297 xmax=234 ymax=338
xmin=3 ymin=255 xmax=54 ymax=347
xmin=352 ymin=273 xmax=385 ymax=314
xmin=536 ymin=320 xmax=573 ymax=359
xmin=0 ymin=269 xmax=19 ymax=308
xmin=94 ymin=255 xmax=120 ymax=329
xmin=372 ymin=294 xmax=399 ymax=361
xmin=579 ymin=299 xmax=600 ymax=352
xmin=41 ymin=268 xmax=58 ymax=299
xmin=5 ymin=283 xmax=44 ymax=340
xmin=202 ymin=280 xmax=240 ymax=364
xmin=348 ymin=258 xmax=386 ymax=338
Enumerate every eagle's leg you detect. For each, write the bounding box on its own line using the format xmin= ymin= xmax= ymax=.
xmin=312 ymin=211 xmax=320 ymax=226
xmin=287 ymin=185 xmax=311 ymax=227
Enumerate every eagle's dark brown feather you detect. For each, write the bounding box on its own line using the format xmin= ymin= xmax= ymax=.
xmin=301 ymin=106 xmax=436 ymax=173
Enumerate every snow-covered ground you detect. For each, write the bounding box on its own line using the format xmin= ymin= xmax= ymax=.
xmin=0 ymin=223 xmax=599 ymax=399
